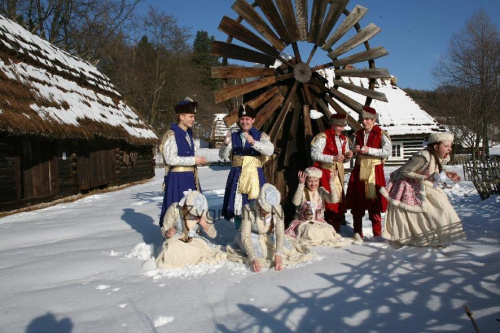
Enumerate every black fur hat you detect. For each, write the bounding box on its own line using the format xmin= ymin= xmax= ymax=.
xmin=238 ymin=104 xmax=256 ymax=118
xmin=174 ymin=97 xmax=198 ymax=114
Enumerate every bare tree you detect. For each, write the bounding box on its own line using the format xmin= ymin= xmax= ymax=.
xmin=434 ymin=9 xmax=500 ymax=162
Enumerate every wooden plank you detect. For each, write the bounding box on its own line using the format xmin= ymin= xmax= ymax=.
xmin=218 ymin=16 xmax=280 ymax=57
xmin=255 ymin=0 xmax=292 ymax=45
xmin=275 ymin=0 xmax=300 ymax=42
xmin=214 ymin=73 xmax=292 ymax=104
xmin=323 ymin=95 xmax=362 ymax=131
xmin=317 ymin=0 xmax=349 ymax=47
xmin=302 ymin=105 xmax=313 ymax=166
xmin=295 ymin=0 xmax=308 ymax=41
xmin=333 ymin=79 xmax=388 ymax=102
xmin=212 ymin=66 xmax=275 ymax=79
xmin=309 ymin=0 xmax=328 ymax=43
xmin=322 ymin=4 xmax=367 ymax=50
xmin=223 ymin=86 xmax=280 ymax=126
xmin=334 ymin=68 xmax=390 ymax=79
xmin=331 ymin=46 xmax=389 ymax=67
xmin=270 ymin=81 xmax=299 ymax=143
xmin=211 ymin=41 xmax=276 ymax=66
xmin=329 ymin=88 xmax=364 ymax=113
xmin=328 ymin=23 xmax=382 ymax=60
xmin=284 ymin=106 xmax=302 ymax=166
xmin=254 ymin=93 xmax=285 ymax=129
xmin=232 ymin=0 xmax=285 ymax=51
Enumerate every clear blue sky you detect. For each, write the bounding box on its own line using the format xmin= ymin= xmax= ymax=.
xmin=137 ymin=0 xmax=500 ymax=90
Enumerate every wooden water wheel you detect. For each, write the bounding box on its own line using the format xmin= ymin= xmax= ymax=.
xmin=210 ymin=0 xmax=389 ymax=218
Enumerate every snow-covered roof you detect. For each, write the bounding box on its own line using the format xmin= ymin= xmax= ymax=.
xmin=0 ymin=15 xmax=157 ymax=144
xmin=320 ymin=68 xmax=443 ymax=136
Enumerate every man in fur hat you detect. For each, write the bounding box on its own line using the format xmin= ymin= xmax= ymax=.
xmin=311 ymin=113 xmax=353 ymax=233
xmin=219 ymin=104 xmax=274 ymax=229
xmin=346 ymin=105 xmax=391 ymax=239
xmin=159 ymin=97 xmax=207 ymax=227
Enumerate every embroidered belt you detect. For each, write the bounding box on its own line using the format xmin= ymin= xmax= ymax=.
xmin=232 ymin=155 xmax=262 ymax=200
xmin=169 ymin=166 xmax=195 ymax=172
xmin=356 ymin=155 xmax=382 ymax=199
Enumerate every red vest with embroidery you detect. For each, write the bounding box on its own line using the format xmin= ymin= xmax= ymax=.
xmin=323 ymin=128 xmax=347 ymax=155
xmin=355 ymin=125 xmax=382 ymax=151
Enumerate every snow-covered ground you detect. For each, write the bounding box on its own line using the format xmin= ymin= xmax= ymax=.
xmin=1 ymin=165 xmax=499 ymax=332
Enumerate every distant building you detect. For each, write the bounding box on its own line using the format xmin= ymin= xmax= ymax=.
xmin=322 ymin=69 xmax=445 ymax=165
xmin=209 ymin=113 xmax=239 ymax=149
xmin=0 ymin=15 xmax=158 ymax=211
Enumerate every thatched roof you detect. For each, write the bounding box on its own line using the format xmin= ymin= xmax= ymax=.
xmin=0 ymin=15 xmax=157 ymax=145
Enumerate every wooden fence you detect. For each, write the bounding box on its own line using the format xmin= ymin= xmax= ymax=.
xmin=462 ymin=157 xmax=500 ymax=200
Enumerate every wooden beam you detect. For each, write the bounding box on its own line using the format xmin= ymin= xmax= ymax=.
xmin=309 ymin=0 xmax=328 ymax=43
xmin=328 ymin=23 xmax=382 ymax=60
xmin=331 ymin=46 xmax=389 ymax=67
xmin=284 ymin=105 xmax=302 ymax=166
xmin=323 ymin=95 xmax=362 ymax=131
xmin=232 ymin=0 xmax=286 ymax=51
xmin=334 ymin=68 xmax=390 ymax=79
xmin=254 ymin=93 xmax=285 ymax=129
xmin=255 ymin=0 xmax=292 ymax=45
xmin=270 ymin=81 xmax=299 ymax=143
xmin=223 ymin=86 xmax=280 ymax=126
xmin=275 ymin=0 xmax=300 ymax=42
xmin=322 ymin=5 xmax=367 ymax=50
xmin=211 ymin=41 xmax=276 ymax=66
xmin=317 ymin=0 xmax=349 ymax=46
xmin=332 ymin=79 xmax=388 ymax=102
xmin=295 ymin=0 xmax=308 ymax=41
xmin=211 ymin=66 xmax=275 ymax=79
xmin=218 ymin=16 xmax=280 ymax=57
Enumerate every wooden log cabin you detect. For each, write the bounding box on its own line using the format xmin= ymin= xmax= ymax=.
xmin=0 ymin=15 xmax=158 ymax=212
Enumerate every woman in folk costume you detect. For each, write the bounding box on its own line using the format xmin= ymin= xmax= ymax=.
xmin=346 ymin=106 xmax=391 ymax=239
xmin=381 ymin=133 xmax=465 ymax=248
xmin=159 ymin=97 xmax=207 ymax=226
xmin=156 ymin=190 xmax=226 ymax=269
xmin=285 ymin=167 xmax=352 ymax=247
xmin=219 ymin=104 xmax=274 ymax=229
xmin=227 ymin=184 xmax=312 ymax=273
xmin=311 ymin=113 xmax=353 ymax=233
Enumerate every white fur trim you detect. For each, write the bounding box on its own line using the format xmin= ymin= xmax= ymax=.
xmin=304 ymin=167 xmax=322 ymax=179
xmin=428 ymin=133 xmax=454 ymax=144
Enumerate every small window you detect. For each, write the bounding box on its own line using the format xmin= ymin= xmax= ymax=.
xmin=392 ymin=143 xmax=404 ymax=160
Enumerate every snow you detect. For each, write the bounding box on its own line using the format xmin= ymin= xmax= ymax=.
xmin=1 ymin=166 xmax=499 ymax=332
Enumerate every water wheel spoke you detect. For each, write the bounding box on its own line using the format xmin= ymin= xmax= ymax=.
xmin=275 ymin=0 xmax=300 ymax=42
xmin=316 ymin=0 xmax=349 ymax=47
xmin=333 ymin=79 xmax=388 ymax=102
xmin=306 ymin=45 xmax=318 ymax=65
xmin=270 ymin=81 xmax=299 ymax=143
xmin=218 ymin=16 xmax=280 ymax=57
xmin=232 ymin=0 xmax=286 ymax=51
xmin=322 ymin=4 xmax=367 ymax=50
xmin=211 ymin=41 xmax=277 ymax=66
xmin=334 ymin=68 xmax=390 ymax=79
xmin=331 ymin=46 xmax=389 ymax=67
xmin=211 ymin=66 xmax=276 ymax=79
xmin=256 ymin=0 xmax=292 ymax=45
xmin=295 ymin=0 xmax=308 ymax=41
xmin=322 ymin=95 xmax=363 ymax=131
xmin=309 ymin=0 xmax=328 ymax=43
xmin=328 ymin=23 xmax=382 ymax=59
xmin=223 ymin=87 xmax=281 ymax=127
xmin=254 ymin=93 xmax=285 ymax=129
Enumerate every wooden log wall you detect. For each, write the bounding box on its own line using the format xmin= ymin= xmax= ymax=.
xmin=0 ymin=136 xmax=155 ymax=212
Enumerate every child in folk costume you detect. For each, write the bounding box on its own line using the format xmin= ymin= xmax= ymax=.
xmin=311 ymin=113 xmax=353 ymax=233
xmin=346 ymin=106 xmax=392 ymax=239
xmin=285 ymin=167 xmax=350 ymax=247
xmin=219 ymin=105 xmax=274 ymax=230
xmin=156 ymin=190 xmax=226 ymax=269
xmin=159 ymin=97 xmax=207 ymax=226
xmin=381 ymin=133 xmax=465 ymax=248
xmin=227 ymin=184 xmax=312 ymax=273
